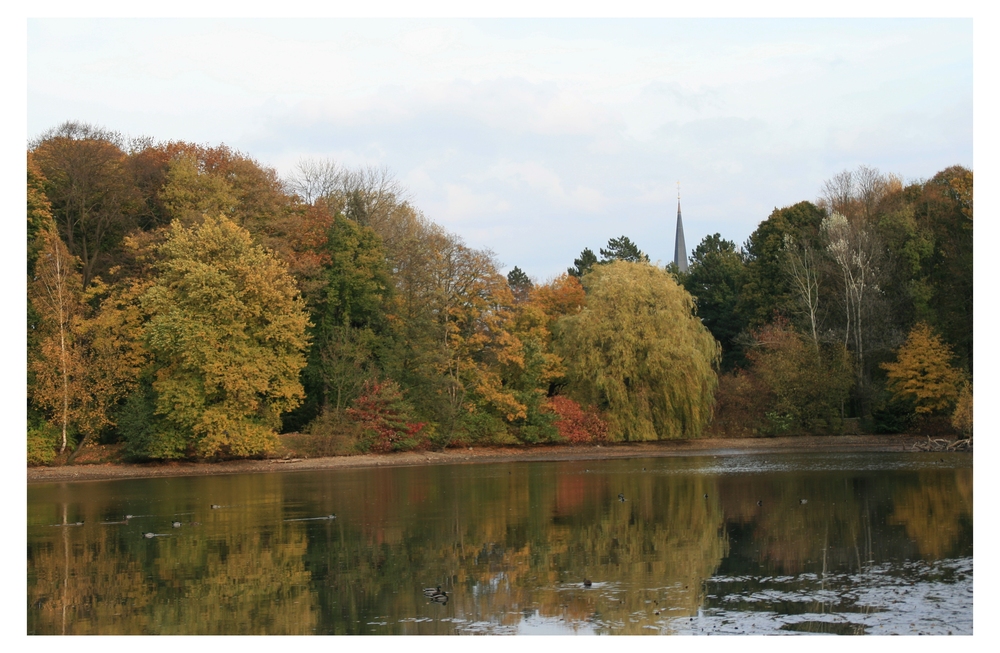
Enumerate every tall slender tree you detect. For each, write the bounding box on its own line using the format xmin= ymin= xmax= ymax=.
xmin=29 ymin=220 xmax=83 ymax=454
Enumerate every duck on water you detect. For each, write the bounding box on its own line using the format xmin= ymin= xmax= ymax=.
xmin=423 ymin=586 xmax=448 ymax=603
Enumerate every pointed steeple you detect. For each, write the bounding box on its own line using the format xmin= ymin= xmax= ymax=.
xmin=673 ymin=182 xmax=688 ymax=273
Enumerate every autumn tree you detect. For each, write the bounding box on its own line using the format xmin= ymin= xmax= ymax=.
xmin=951 ymin=382 xmax=972 ymax=438
xmin=28 ymin=155 xmax=149 ymax=460
xmin=544 ymin=396 xmax=608 ymax=443
xmin=741 ymin=318 xmax=853 ymax=434
xmin=28 ymin=156 xmax=53 ymax=403
xmin=532 ymin=273 xmax=586 ymax=324
xmin=435 ymin=243 xmax=526 ymax=436
xmin=556 ymin=261 xmax=720 ymax=441
xmin=139 ymin=215 xmax=310 ymax=458
xmin=497 ymin=287 xmax=565 ymax=443
xmin=28 ymin=211 xmax=84 ymax=454
xmin=159 ymin=153 xmax=239 ymax=225
xmin=880 ymin=323 xmax=963 ymax=416
xmin=499 ymin=273 xmax=588 ymax=437
xmin=346 ymin=379 xmax=426 ymax=453
xmin=30 ymin=121 xmax=143 ymax=287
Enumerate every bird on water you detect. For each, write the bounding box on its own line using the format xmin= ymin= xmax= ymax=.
xmin=618 ymin=493 xmax=626 ymax=502
xmin=583 ymin=579 xmax=592 ymax=587
xmin=423 ymin=586 xmax=448 ymax=602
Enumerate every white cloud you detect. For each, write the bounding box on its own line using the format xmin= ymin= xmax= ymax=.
xmin=440 ymin=183 xmax=511 ymax=221
xmin=27 ymin=18 xmax=972 ymax=281
xmin=479 ymin=160 xmax=607 ymax=212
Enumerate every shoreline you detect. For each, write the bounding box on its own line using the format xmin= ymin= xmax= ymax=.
xmin=25 ymin=434 xmax=950 ymax=484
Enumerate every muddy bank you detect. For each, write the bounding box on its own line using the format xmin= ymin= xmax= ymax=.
xmin=26 ymin=434 xmax=951 ymax=484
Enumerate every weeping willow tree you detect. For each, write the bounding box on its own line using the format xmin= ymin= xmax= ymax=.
xmin=556 ymin=261 xmax=720 ymax=440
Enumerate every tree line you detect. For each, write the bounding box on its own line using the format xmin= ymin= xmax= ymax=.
xmin=26 ymin=122 xmax=972 ymax=463
xmin=675 ymin=165 xmax=972 ymax=437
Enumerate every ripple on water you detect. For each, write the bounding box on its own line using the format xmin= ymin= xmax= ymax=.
xmin=666 ymin=557 xmax=972 ymax=635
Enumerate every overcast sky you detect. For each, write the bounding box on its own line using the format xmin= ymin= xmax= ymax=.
xmin=27 ymin=18 xmax=972 ymax=281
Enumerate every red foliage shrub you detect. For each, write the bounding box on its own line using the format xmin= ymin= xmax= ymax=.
xmin=545 ymin=396 xmax=609 ymax=443
xmin=346 ymin=379 xmax=427 ymax=453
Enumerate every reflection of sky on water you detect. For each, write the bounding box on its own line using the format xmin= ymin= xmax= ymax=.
xmin=442 ymin=557 xmax=973 ymax=635
xmin=667 ymin=557 xmax=973 ymax=635
xmin=581 ymin=452 xmax=968 ymax=477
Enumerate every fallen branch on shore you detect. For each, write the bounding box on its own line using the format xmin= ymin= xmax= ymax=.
xmin=910 ymin=436 xmax=972 ymax=452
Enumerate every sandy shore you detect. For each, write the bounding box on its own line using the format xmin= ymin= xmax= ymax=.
xmin=26 ymin=434 xmax=946 ymax=484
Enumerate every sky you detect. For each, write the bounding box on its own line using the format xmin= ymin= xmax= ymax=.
xmin=27 ymin=17 xmax=972 ymax=282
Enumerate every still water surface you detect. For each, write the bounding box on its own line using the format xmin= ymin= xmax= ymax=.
xmin=28 ymin=452 xmax=972 ymax=635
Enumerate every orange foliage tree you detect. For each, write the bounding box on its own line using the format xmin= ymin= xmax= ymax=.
xmin=531 ymin=273 xmax=586 ymax=325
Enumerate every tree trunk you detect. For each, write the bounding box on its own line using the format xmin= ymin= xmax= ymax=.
xmin=53 ymin=235 xmax=70 ymax=454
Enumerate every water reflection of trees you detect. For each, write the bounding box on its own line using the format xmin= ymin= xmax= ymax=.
xmin=716 ymin=467 xmax=973 ymax=577
xmin=28 ymin=476 xmax=317 ymax=635
xmin=889 ymin=469 xmax=973 ymax=560
xmin=27 ymin=460 xmax=972 ymax=635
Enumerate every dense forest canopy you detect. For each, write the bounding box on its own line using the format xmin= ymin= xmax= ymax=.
xmin=26 ymin=121 xmax=973 ymax=463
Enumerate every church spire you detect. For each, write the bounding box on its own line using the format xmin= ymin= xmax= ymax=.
xmin=673 ymin=181 xmax=688 ymax=272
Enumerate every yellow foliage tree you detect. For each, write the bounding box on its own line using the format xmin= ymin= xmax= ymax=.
xmin=951 ymin=382 xmax=972 ymax=437
xmin=556 ymin=261 xmax=720 ymax=441
xmin=881 ymin=322 xmax=964 ymax=415
xmin=142 ymin=215 xmax=310 ymax=458
xmin=70 ymin=278 xmax=150 ymax=458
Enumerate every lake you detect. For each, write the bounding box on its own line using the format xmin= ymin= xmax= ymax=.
xmin=27 ymin=451 xmax=972 ymax=635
